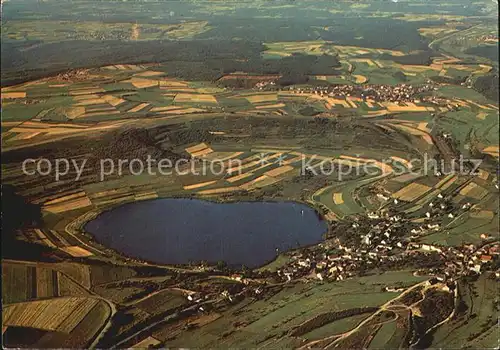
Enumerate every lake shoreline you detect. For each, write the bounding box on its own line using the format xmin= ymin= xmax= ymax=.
xmin=84 ymin=196 xmax=329 ymax=269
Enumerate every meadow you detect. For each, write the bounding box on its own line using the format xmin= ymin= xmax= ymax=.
xmin=1 ymin=0 xmax=498 ymax=348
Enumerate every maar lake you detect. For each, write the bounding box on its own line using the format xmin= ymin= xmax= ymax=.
xmin=85 ymin=198 xmax=327 ymax=268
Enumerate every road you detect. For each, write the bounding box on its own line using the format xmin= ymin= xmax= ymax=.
xmin=110 ymin=297 xmax=220 ymax=349
xmin=297 ymin=279 xmax=457 ymax=350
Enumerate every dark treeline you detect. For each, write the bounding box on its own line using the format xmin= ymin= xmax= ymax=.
xmin=1 ymin=40 xmax=258 ymax=86
xmin=379 ymin=50 xmax=436 ymax=65
xmin=1 ymin=40 xmax=340 ymax=86
xmin=197 ymin=17 xmax=432 ymax=52
xmin=465 ymin=45 xmax=499 ymax=62
xmin=1 ymin=185 xmax=58 ymax=262
xmin=473 ymin=73 xmax=499 ymax=102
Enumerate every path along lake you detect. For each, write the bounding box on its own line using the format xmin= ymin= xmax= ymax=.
xmin=85 ymin=198 xmax=327 ymax=268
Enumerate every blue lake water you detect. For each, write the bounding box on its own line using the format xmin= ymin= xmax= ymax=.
xmin=85 ymin=198 xmax=327 ymax=268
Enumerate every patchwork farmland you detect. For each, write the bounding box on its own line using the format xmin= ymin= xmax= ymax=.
xmin=1 ymin=0 xmax=499 ymax=348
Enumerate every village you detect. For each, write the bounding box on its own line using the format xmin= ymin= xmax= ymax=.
xmin=176 ymin=185 xmax=498 ymax=307
xmin=253 ymin=80 xmax=464 ymax=110
xmin=284 ymin=82 xmax=437 ymax=103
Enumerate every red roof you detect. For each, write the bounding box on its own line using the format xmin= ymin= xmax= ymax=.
xmin=480 ymin=255 xmax=492 ymax=262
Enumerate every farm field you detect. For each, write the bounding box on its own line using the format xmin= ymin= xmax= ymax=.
xmin=1 ymin=0 xmax=499 ymax=349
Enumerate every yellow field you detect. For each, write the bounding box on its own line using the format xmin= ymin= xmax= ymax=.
xmin=282 ymin=154 xmax=305 ymax=165
xmin=459 ymin=182 xmax=488 ymax=200
xmin=198 ymin=187 xmax=240 ymax=195
xmin=82 ymin=110 xmax=121 ymax=118
xmin=392 ymin=173 xmax=423 ymax=183
xmin=351 ymin=58 xmax=375 ymax=66
xmin=434 ymin=174 xmax=455 ymax=189
xmin=245 ymin=94 xmax=278 ymax=104
xmin=389 ymin=123 xmax=428 ymax=136
xmin=185 ymin=143 xmax=209 ymax=154
xmin=465 ymin=99 xmax=495 ymax=110
xmin=132 ymin=336 xmax=162 ymax=348
xmin=324 ymin=212 xmax=337 ymax=221
xmin=7 ymin=124 xmax=88 ymax=136
xmin=150 ymin=106 xmax=182 ymax=112
xmin=43 ymin=192 xmax=93 ymax=214
xmin=477 ymin=169 xmax=489 ymax=180
xmin=482 ymin=145 xmax=499 ymax=157
xmin=191 ymin=147 xmax=214 ymax=158
xmin=333 ymin=193 xmax=344 ymax=204
xmin=102 ymin=95 xmax=126 ymax=107
xmin=163 ymin=20 xmax=211 ymax=39
xmin=439 ymin=175 xmax=458 ymax=191
xmin=421 ymin=135 xmax=433 ymax=145
xmin=365 ymin=100 xmax=375 ymax=108
xmin=334 ymin=45 xmax=404 ymax=56
xmin=469 ymin=210 xmax=494 ymax=219
xmin=352 ymin=75 xmax=368 ymax=83
xmin=325 ymin=98 xmax=350 ymax=108
xmin=247 ymin=161 xmax=275 ymax=173
xmin=129 ymin=78 xmax=159 ymax=89
xmin=390 ymin=156 xmax=412 ymax=169
xmin=334 ymin=158 xmax=362 ymax=167
xmin=459 ymin=182 xmax=477 ymax=196
xmin=384 ymin=103 xmax=433 ymax=113
xmin=128 ymin=103 xmax=150 ymax=113
xmin=159 ymin=107 xmax=206 ymax=115
xmin=346 ymin=97 xmax=358 ymax=108
xmin=75 ymin=98 xmax=107 ymax=106
xmin=476 ymin=112 xmax=488 ymax=120
xmin=134 ymin=191 xmax=159 ymax=201
xmin=183 ymin=180 xmax=217 ymax=190
xmin=33 ymin=229 xmax=49 ymax=241
xmin=134 ymin=71 xmax=164 ymax=77
xmin=202 ymin=151 xmax=244 ymax=162
xmin=366 ymin=110 xmax=389 ymax=117
xmin=60 ymin=246 xmax=94 ymax=258
xmin=69 ymin=88 xmax=105 ymax=96
xmin=3 ymin=297 xmax=101 ymax=332
xmin=265 ymin=50 xmax=291 ymax=57
xmin=401 ymin=65 xmax=440 ymax=72
xmin=44 ymin=192 xmax=88 ymax=205
xmin=2 ymin=92 xmax=27 ymax=99
xmin=64 ymin=107 xmax=86 ymax=119
xmin=416 ymin=122 xmax=430 ymax=133
xmin=174 ymin=93 xmax=217 ymax=104
xmin=72 ymin=94 xmax=100 ymax=101
xmin=226 ymin=158 xmax=257 ymax=174
xmin=392 ymin=183 xmax=432 ymax=202
xmin=227 ymin=172 xmax=255 ymax=183
xmin=35 ymin=268 xmax=54 ymax=298
xmin=159 ymin=79 xmax=189 ymax=88
xmin=264 ymin=165 xmax=295 ymax=178
xmin=255 ymin=103 xmax=286 ymax=109
xmin=240 ymin=175 xmax=279 ymax=190
xmin=8 ymin=131 xmax=43 ymax=141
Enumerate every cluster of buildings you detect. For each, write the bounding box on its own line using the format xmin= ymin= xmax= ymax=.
xmin=255 ymin=81 xmax=276 ymax=89
xmin=416 ymin=242 xmax=498 ymax=279
xmin=275 ymin=83 xmax=438 ymax=104
xmin=264 ymin=195 xmax=498 ymax=284
xmin=478 ymin=34 xmax=498 ymax=42
xmin=55 ymin=69 xmax=91 ymax=82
